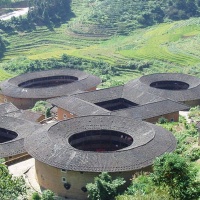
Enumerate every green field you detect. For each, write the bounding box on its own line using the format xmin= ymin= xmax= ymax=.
xmin=1 ymin=17 xmax=200 ymax=83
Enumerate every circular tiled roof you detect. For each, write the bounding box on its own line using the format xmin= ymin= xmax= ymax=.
xmin=0 ymin=116 xmax=40 ymax=158
xmin=125 ymin=73 xmax=200 ymax=102
xmin=0 ymin=69 xmax=101 ymax=99
xmin=25 ymin=115 xmax=176 ymax=172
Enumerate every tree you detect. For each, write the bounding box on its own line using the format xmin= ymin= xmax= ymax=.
xmin=0 ymin=163 xmax=27 ymax=199
xmin=32 ymin=192 xmax=41 ymax=200
xmin=0 ymin=36 xmax=6 ymax=58
xmin=45 ymin=108 xmax=51 ymax=118
xmin=86 ymin=172 xmax=126 ymax=200
xmin=27 ymin=0 xmax=73 ymax=25
xmin=152 ymin=153 xmax=200 ymax=200
xmin=0 ymin=0 xmax=12 ymax=6
xmin=41 ymin=190 xmax=54 ymax=200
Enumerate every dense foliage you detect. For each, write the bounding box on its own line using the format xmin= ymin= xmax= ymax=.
xmin=86 ymin=172 xmax=125 ymax=200
xmin=0 ymin=55 xmax=118 ymax=85
xmin=0 ymin=36 xmax=5 ymax=58
xmin=0 ymin=0 xmax=12 ymax=6
xmin=188 ymin=106 xmax=200 ymax=122
xmin=0 ymin=0 xmax=73 ymax=32
xmin=32 ymin=100 xmax=48 ymax=113
xmin=27 ymin=0 xmax=73 ymax=25
xmin=31 ymin=190 xmax=54 ymax=200
xmin=0 ymin=162 xmax=26 ymax=199
xmin=117 ymin=153 xmax=200 ymax=200
xmin=152 ymin=153 xmax=200 ymax=200
xmin=71 ymin=0 xmax=200 ymax=35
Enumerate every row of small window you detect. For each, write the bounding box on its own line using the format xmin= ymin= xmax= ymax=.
xmin=61 ymin=169 xmax=84 ymax=174
xmin=62 ymin=181 xmax=87 ymax=193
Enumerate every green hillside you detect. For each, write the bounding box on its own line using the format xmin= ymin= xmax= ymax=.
xmin=0 ymin=0 xmax=200 ymax=85
xmin=69 ymin=0 xmax=200 ymax=36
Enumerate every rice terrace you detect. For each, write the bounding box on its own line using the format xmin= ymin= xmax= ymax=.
xmin=1 ymin=1 xmax=200 ymax=85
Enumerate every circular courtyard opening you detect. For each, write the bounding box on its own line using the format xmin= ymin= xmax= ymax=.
xmin=18 ymin=75 xmax=78 ymax=88
xmin=0 ymin=128 xmax=18 ymax=143
xmin=150 ymin=81 xmax=189 ymax=90
xmin=69 ymin=130 xmax=133 ymax=152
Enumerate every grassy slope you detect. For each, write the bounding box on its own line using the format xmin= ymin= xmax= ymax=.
xmin=1 ymin=18 xmax=200 ymax=82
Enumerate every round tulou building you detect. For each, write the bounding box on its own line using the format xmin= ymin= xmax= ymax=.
xmin=0 ymin=69 xmax=101 ymax=109
xmin=126 ymin=73 xmax=200 ymax=106
xmin=0 ymin=116 xmax=40 ymax=161
xmin=25 ymin=115 xmax=176 ymax=200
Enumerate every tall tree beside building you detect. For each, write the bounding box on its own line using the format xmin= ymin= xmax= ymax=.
xmin=27 ymin=0 xmax=73 ymax=25
xmin=0 ymin=36 xmax=5 ymax=58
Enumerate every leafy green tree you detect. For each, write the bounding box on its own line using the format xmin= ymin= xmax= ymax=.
xmin=125 ymin=173 xmax=153 ymax=196
xmin=0 ymin=36 xmax=6 ymax=58
xmin=0 ymin=0 xmax=12 ymax=6
xmin=86 ymin=172 xmax=126 ymax=200
xmin=32 ymin=101 xmax=47 ymax=113
xmin=41 ymin=190 xmax=54 ymax=200
xmin=32 ymin=192 xmax=41 ymax=200
xmin=28 ymin=0 xmax=73 ymax=25
xmin=152 ymin=153 xmax=200 ymax=200
xmin=45 ymin=108 xmax=51 ymax=118
xmin=158 ymin=117 xmax=168 ymax=124
xmin=0 ymin=163 xmax=27 ymax=199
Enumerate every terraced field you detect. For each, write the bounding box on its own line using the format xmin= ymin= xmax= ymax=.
xmin=1 ymin=18 xmax=200 ymax=82
xmin=119 ymin=19 xmax=200 ymax=66
xmin=0 ymin=68 xmax=13 ymax=81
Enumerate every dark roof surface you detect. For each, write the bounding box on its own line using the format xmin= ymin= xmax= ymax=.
xmin=48 ymin=84 xmax=187 ymax=118
xmin=0 ymin=103 xmax=19 ymax=116
xmin=111 ymin=100 xmax=189 ymax=120
xmin=6 ymin=110 xmax=43 ymax=122
xmin=0 ymin=116 xmax=40 ymax=158
xmin=73 ymin=85 xmax=164 ymax=104
xmin=0 ymin=69 xmax=101 ymax=99
xmin=126 ymin=73 xmax=200 ymax=102
xmin=25 ymin=115 xmax=176 ymax=172
xmin=48 ymin=96 xmax=109 ymax=116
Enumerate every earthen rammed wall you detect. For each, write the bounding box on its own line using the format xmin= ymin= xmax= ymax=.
xmin=57 ymin=108 xmax=75 ymax=121
xmin=35 ymin=160 xmax=151 ymax=200
xmin=145 ymin=112 xmax=179 ymax=123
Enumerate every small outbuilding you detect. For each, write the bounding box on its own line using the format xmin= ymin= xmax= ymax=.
xmin=25 ymin=115 xmax=176 ymax=200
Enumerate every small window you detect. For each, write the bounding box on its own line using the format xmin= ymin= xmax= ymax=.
xmin=64 ymin=183 xmax=71 ymax=190
xmin=81 ymin=187 xmax=87 ymax=193
xmin=170 ymin=118 xmax=174 ymax=122
xmin=61 ymin=169 xmax=66 ymax=173
xmin=63 ymin=114 xmax=67 ymax=119
xmin=62 ymin=177 xmax=66 ymax=183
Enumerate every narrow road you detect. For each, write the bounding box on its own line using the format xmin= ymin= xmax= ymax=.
xmin=0 ymin=7 xmax=29 ymax=20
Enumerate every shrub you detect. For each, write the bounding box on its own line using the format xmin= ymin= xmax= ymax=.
xmin=86 ymin=172 xmax=125 ymax=200
xmin=41 ymin=190 xmax=54 ymax=200
xmin=152 ymin=153 xmax=200 ymax=200
xmin=158 ymin=117 xmax=168 ymax=124
xmin=32 ymin=192 xmax=41 ymax=200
